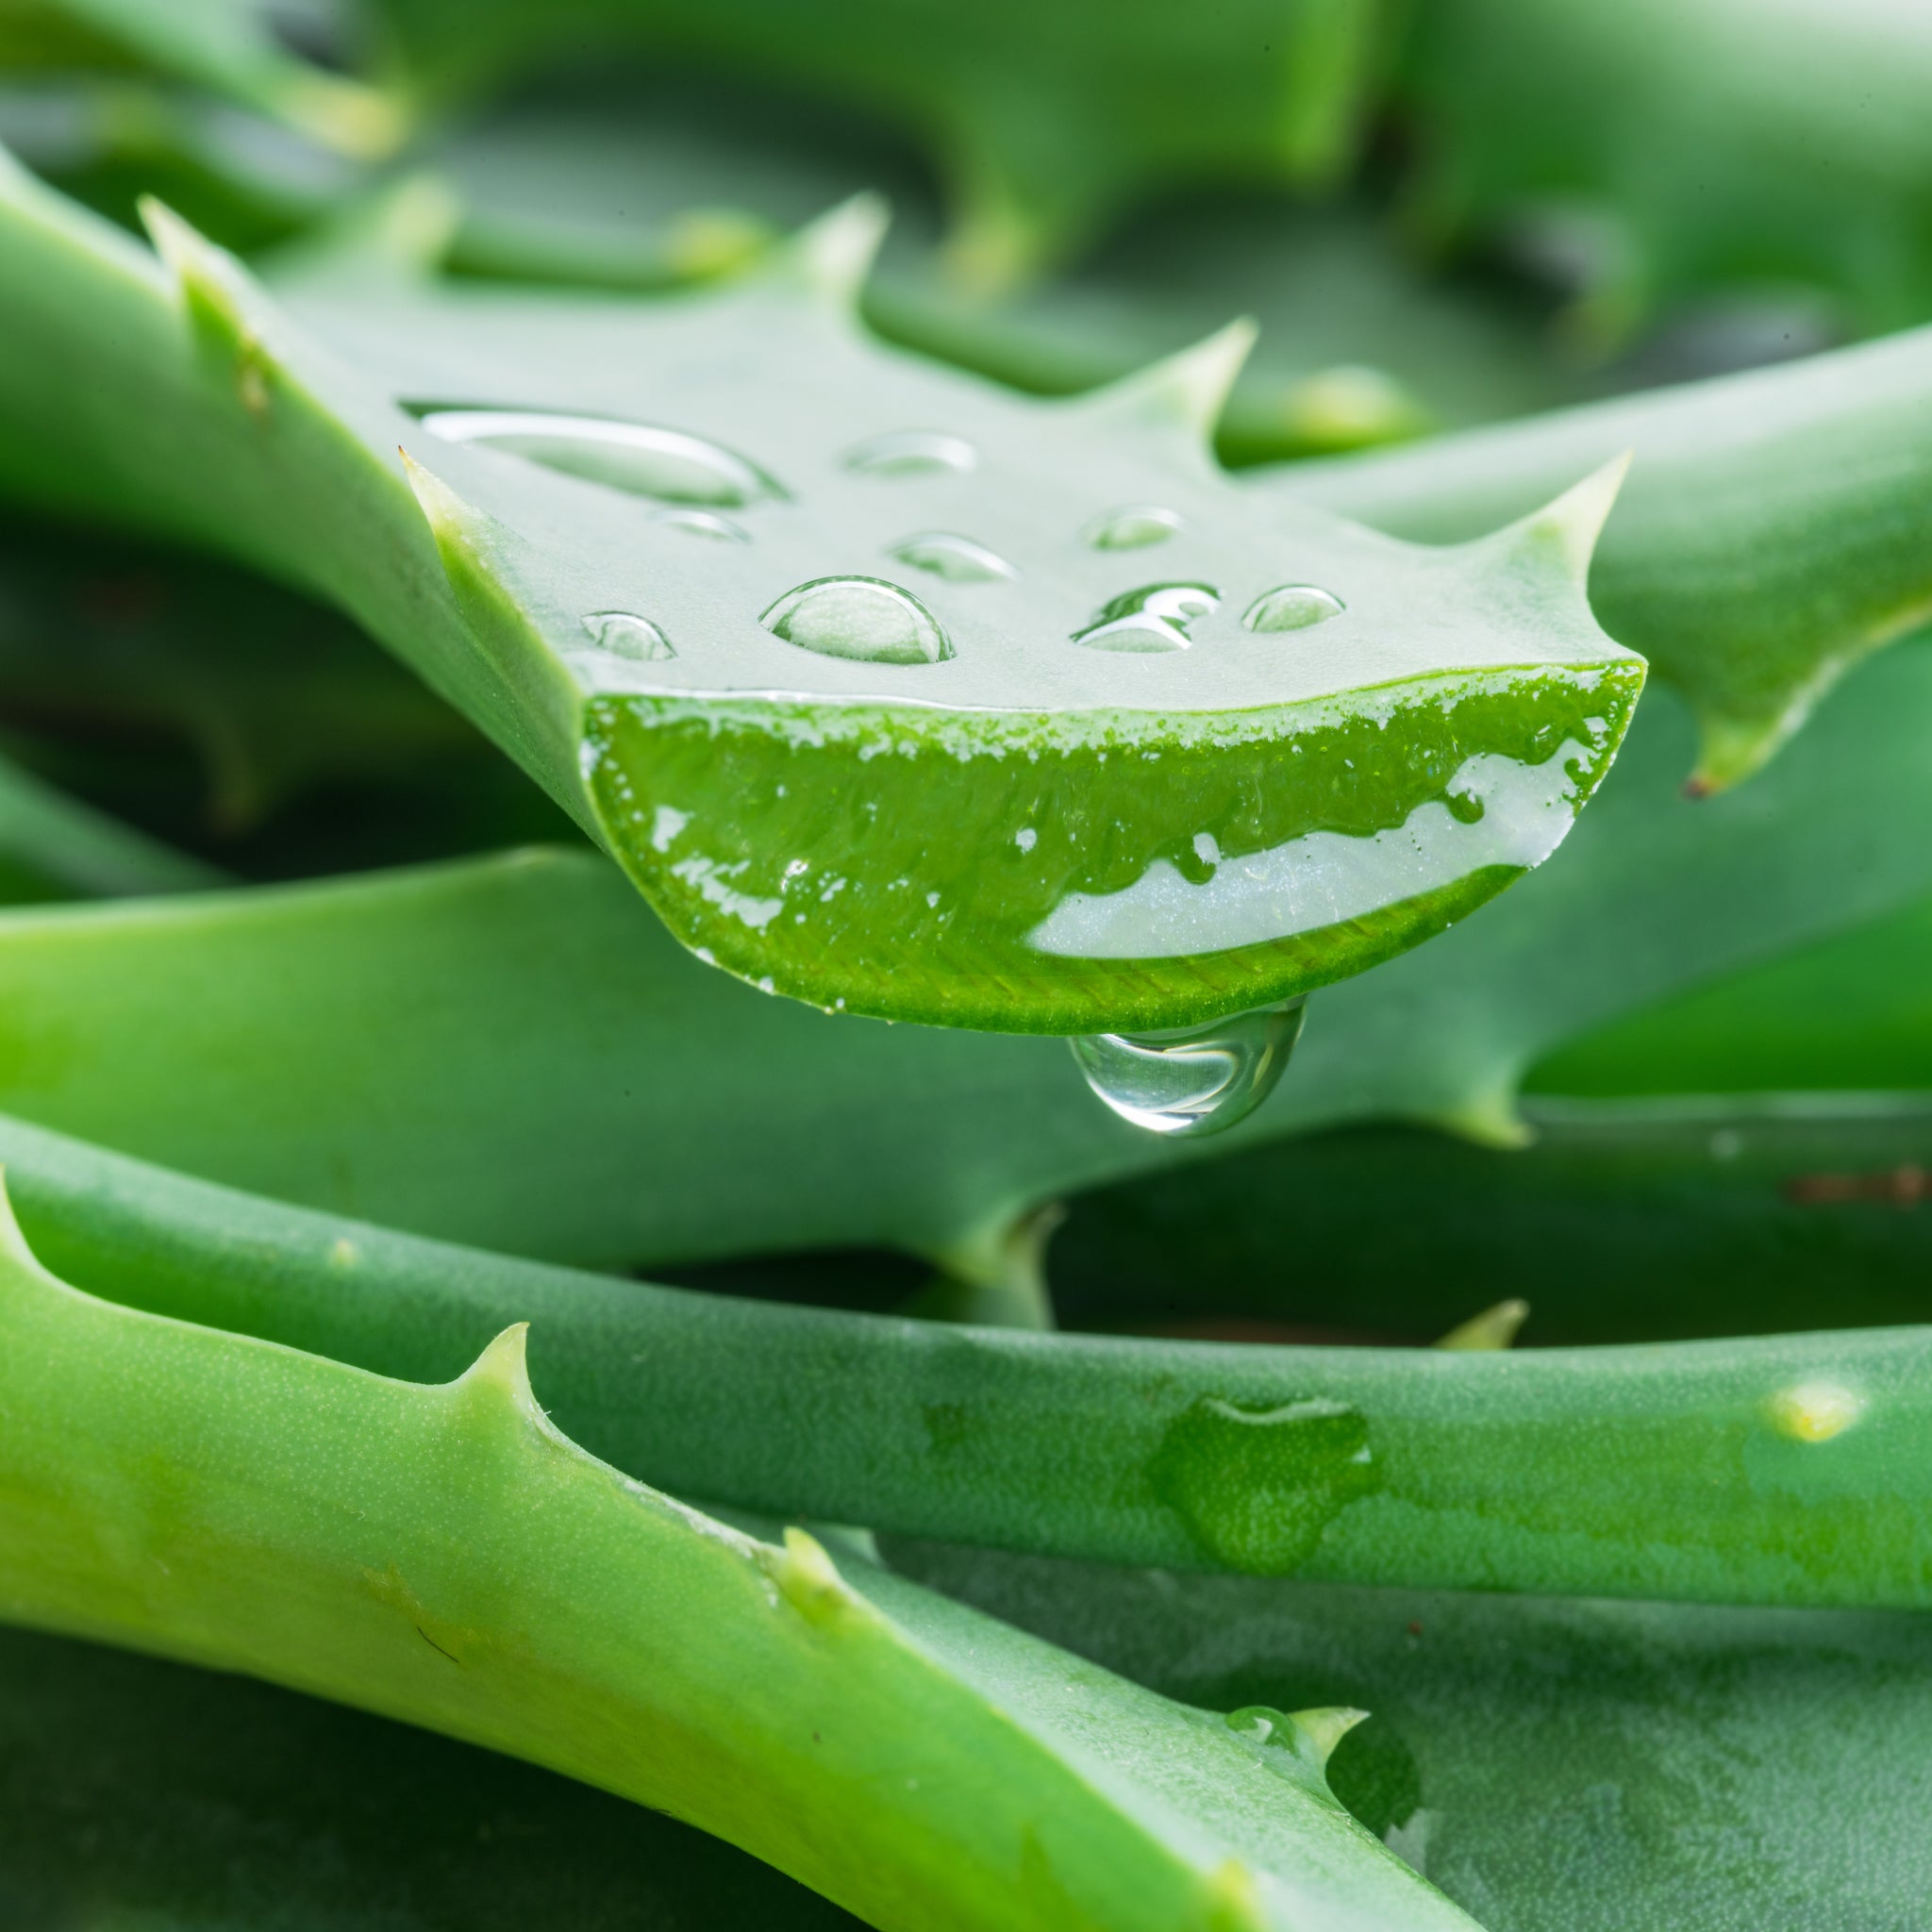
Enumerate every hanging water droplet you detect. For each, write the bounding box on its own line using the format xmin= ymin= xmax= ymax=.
xmin=1070 ymin=997 xmax=1305 ymax=1137
xmin=1085 ymin=505 xmax=1183 ymax=550
xmin=411 ymin=407 xmax=780 ymax=508
xmin=887 ymin=531 xmax=1016 ymax=582
xmin=655 ymin=507 xmax=751 ymax=541
xmin=1243 ymin=584 xmax=1345 ymax=632
xmin=582 ymin=611 xmax=675 ymax=660
xmin=1073 ymin=582 xmax=1219 ymax=654
xmin=843 ymin=430 xmax=977 ymax=475
xmin=760 ymin=576 xmax=953 ymax=665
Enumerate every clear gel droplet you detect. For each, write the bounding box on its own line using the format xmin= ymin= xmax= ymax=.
xmin=1085 ymin=505 xmax=1183 ymax=550
xmin=582 ymin=611 xmax=675 ymax=660
xmin=843 ymin=430 xmax=977 ymax=476
xmin=760 ymin=576 xmax=953 ymax=665
xmin=1243 ymin=584 xmax=1345 ymax=632
xmin=1073 ymin=582 xmax=1220 ymax=654
xmin=655 ymin=507 xmax=750 ymax=541
xmin=1069 ymin=996 xmax=1305 ymax=1137
xmin=887 ymin=532 xmax=1016 ymax=581
xmin=412 ymin=408 xmax=780 ymax=507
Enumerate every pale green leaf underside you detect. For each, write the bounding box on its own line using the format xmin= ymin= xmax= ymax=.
xmin=0 ymin=1170 xmax=1475 ymax=1932
xmin=0 ymin=152 xmax=1641 ymax=1029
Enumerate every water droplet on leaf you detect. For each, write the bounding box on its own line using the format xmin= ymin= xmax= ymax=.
xmin=655 ymin=507 xmax=751 ymax=541
xmin=1243 ymin=584 xmax=1345 ymax=632
xmin=413 ymin=408 xmax=780 ymax=507
xmin=760 ymin=576 xmax=953 ymax=665
xmin=887 ymin=531 xmax=1016 ymax=581
xmin=1069 ymin=996 xmax=1304 ymax=1136
xmin=582 ymin=611 xmax=675 ymax=660
xmin=1086 ymin=505 xmax=1183 ymax=550
xmin=843 ymin=430 xmax=977 ymax=475
xmin=1151 ymin=1392 xmax=1380 ymax=1573
xmin=1073 ymin=582 xmax=1220 ymax=654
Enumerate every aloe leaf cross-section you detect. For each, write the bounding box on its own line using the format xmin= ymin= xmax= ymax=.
xmin=0 ymin=157 xmax=1643 ymax=1029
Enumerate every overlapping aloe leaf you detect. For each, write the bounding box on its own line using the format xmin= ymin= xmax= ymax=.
xmin=1396 ymin=0 xmax=1932 ymax=346
xmin=364 ymin=0 xmax=1388 ymax=289
xmin=0 ymin=746 xmax=225 ymax=897
xmin=902 ymin=1540 xmax=1932 ymax=1932
xmin=1 ymin=0 xmax=401 ymax=157
xmin=1265 ymin=310 xmax=1932 ymax=791
xmin=0 ymin=155 xmax=1645 ymax=1029
xmin=0 ymin=1172 xmax=1477 ymax=1932
xmin=7 ymin=1110 xmax=1932 ymax=1607
xmin=1055 ymin=1096 xmax=1932 ymax=1348
xmin=0 ymin=641 xmax=1924 ymax=1268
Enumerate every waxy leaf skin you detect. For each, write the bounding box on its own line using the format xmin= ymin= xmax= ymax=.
xmin=0 ymin=152 xmax=1642 ymax=1029
xmin=0 ymin=1167 xmax=1477 ymax=1932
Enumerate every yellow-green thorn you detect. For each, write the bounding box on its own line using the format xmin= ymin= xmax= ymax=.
xmin=1073 ymin=317 xmax=1258 ymax=451
xmin=1436 ymin=1299 xmax=1531 ymax=1351
xmin=1289 ymin=1705 xmax=1370 ymax=1770
xmin=1493 ymin=448 xmax=1634 ymax=582
xmin=776 ymin=193 xmax=890 ymax=312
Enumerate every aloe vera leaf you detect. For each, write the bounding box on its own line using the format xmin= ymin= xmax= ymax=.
xmin=0 ymin=1176 xmax=1478 ymax=1932
xmin=1053 ymin=1096 xmax=1932 ymax=1348
xmin=8 ymin=1112 xmax=1932 ymax=1607
xmin=0 ymin=628 xmax=1922 ymax=1268
xmin=0 ymin=1622 xmax=866 ymax=1932
xmin=0 ymin=158 xmax=1645 ymax=1030
xmin=1265 ymin=327 xmax=1932 ymax=790
xmin=1 ymin=0 xmax=401 ymax=157
xmin=365 ymin=0 xmax=1388 ymax=289
xmin=1395 ymin=0 xmax=1932 ymax=347
xmin=1528 ymin=887 xmax=1932 ymax=1099
xmin=0 ymin=746 xmax=226 ymax=897
xmin=897 ymin=1539 xmax=1932 ymax=1932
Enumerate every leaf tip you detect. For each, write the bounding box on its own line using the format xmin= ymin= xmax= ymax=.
xmin=1436 ymin=1298 xmax=1530 ymax=1351
xmin=774 ymin=1525 xmax=860 ymax=1624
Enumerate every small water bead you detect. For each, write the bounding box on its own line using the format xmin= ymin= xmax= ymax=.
xmin=582 ymin=611 xmax=675 ymax=660
xmin=1085 ymin=505 xmax=1183 ymax=551
xmin=1069 ymin=996 xmax=1306 ymax=1137
xmin=413 ymin=408 xmax=780 ymax=508
xmin=888 ymin=531 xmax=1017 ymax=582
xmin=843 ymin=430 xmax=977 ymax=476
xmin=760 ymin=576 xmax=953 ymax=665
xmin=1073 ymin=582 xmax=1219 ymax=654
xmin=1243 ymin=584 xmax=1345 ymax=633
xmin=655 ymin=507 xmax=750 ymax=541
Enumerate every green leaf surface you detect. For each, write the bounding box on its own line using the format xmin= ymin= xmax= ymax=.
xmin=1266 ymin=324 xmax=1932 ymax=789
xmin=0 ymin=1170 xmax=1474 ymax=1932
xmin=8 ymin=1109 xmax=1932 ymax=1607
xmin=0 ymin=155 xmax=1643 ymax=1028
xmin=1 ymin=0 xmax=401 ymax=156
xmin=0 ymin=1620 xmax=864 ymax=1931
xmin=896 ymin=1539 xmax=1932 ymax=1932
xmin=1053 ymin=1096 xmax=1932 ymax=1348
xmin=0 ymin=744 xmax=225 ymax=897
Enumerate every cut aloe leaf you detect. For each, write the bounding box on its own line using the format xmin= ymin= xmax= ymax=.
xmin=10 ymin=1110 xmax=1932 ymax=1607
xmin=0 ymin=654 xmax=1924 ymax=1272
xmin=0 ymin=156 xmax=1643 ymax=1029
xmin=1268 ymin=325 xmax=1932 ymax=791
xmin=0 ymin=1170 xmax=1477 ymax=1932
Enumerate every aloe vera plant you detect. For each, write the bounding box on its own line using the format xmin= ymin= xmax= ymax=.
xmin=6 ymin=8 xmax=1932 ymax=1927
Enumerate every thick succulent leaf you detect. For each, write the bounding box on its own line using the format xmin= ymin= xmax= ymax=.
xmin=1054 ymin=1095 xmax=1932 ymax=1348
xmin=0 ymin=746 xmax=225 ymax=897
xmin=1 ymin=0 xmax=401 ymax=157
xmin=9 ymin=1111 xmax=1932 ymax=1607
xmin=1263 ymin=319 xmax=1932 ymax=791
xmin=1397 ymin=0 xmax=1932 ymax=345
xmin=0 ymin=156 xmax=1643 ymax=1029
xmin=0 ymin=1619 xmax=865 ymax=1931
xmin=365 ymin=0 xmax=1387 ymax=288
xmin=0 ymin=1173 xmax=1475 ymax=1932
xmin=899 ymin=1540 xmax=1932 ymax=1932
xmin=0 ymin=646 xmax=1925 ymax=1267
